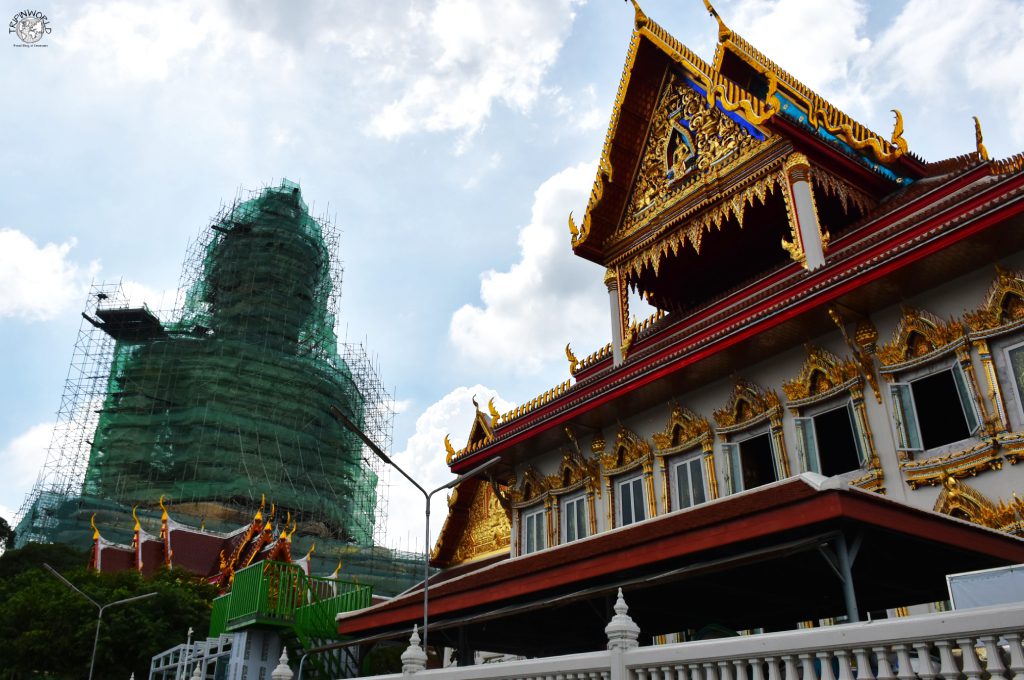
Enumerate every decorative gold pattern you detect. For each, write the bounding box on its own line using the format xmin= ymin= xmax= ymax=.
xmin=446 ymin=482 xmax=512 ymax=566
xmin=487 ymin=397 xmax=500 ymax=426
xmin=572 ymin=343 xmax=613 ymax=376
xmin=964 ymin=266 xmax=1024 ymax=335
xmin=828 ymin=306 xmax=882 ymax=403
xmin=621 ymin=168 xmax=786 ymax=278
xmin=934 ymin=475 xmax=1024 ymax=536
xmin=850 ymin=467 xmax=885 ymax=494
xmin=713 ymin=378 xmax=782 ymax=430
xmin=601 ymin=425 xmax=658 ymax=524
xmin=991 ymin=151 xmax=1024 ymax=176
xmin=900 ymin=441 xmax=1002 ymax=489
xmin=621 ymin=71 xmax=764 ymax=237
xmin=652 ymin=402 xmax=713 ymax=452
xmin=715 ymin=29 xmax=907 ymax=165
xmin=510 ymin=466 xmax=551 ymax=505
xmin=876 ymin=307 xmax=965 ymax=369
xmin=782 ymin=345 xmax=860 ymax=403
xmin=809 ymin=167 xmax=874 ymax=218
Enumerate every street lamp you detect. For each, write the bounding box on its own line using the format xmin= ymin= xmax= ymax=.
xmin=330 ymin=405 xmax=500 ymax=650
xmin=43 ymin=563 xmax=158 ymax=680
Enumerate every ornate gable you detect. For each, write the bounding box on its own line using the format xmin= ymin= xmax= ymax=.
xmin=965 ymin=266 xmax=1024 ymax=335
xmin=651 ymin=402 xmax=712 ymax=452
xmin=877 ymin=307 xmax=965 ymax=369
xmin=713 ymin=379 xmax=781 ymax=431
xmin=600 ymin=425 xmax=653 ymax=474
xmin=782 ymin=345 xmax=860 ymax=404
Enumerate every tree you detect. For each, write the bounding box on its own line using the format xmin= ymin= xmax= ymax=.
xmin=0 ymin=516 xmax=14 ymax=552
xmin=0 ymin=543 xmax=217 ymax=679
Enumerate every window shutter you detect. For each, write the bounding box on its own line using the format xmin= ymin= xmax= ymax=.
xmin=846 ymin=402 xmax=869 ymax=466
xmin=953 ymin=363 xmax=982 ymax=435
xmin=794 ymin=417 xmax=819 ymax=473
xmin=890 ymin=382 xmax=923 ymax=451
xmin=722 ymin=442 xmax=741 ymax=493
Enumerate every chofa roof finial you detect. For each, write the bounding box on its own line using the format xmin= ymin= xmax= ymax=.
xmin=625 ymin=0 xmax=648 ymax=29
xmin=702 ymin=0 xmax=732 ymax=41
xmin=973 ymin=116 xmax=990 ymax=161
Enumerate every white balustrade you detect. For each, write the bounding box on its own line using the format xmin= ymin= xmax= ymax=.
xmin=367 ymin=602 xmax=1024 ymax=680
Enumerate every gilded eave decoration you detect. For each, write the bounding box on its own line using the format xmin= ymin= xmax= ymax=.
xmin=782 ymin=345 xmax=861 ymax=406
xmin=876 ymin=307 xmax=966 ymax=372
xmin=964 ymin=266 xmax=1024 ymax=338
xmin=934 ymin=474 xmax=1024 ymax=536
xmin=600 ymin=425 xmax=653 ymax=475
xmin=651 ymin=402 xmax=713 ymax=453
xmin=900 ymin=440 xmax=1002 ymax=490
xmin=713 ymin=379 xmax=782 ymax=433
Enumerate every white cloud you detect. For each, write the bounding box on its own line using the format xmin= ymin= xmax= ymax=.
xmin=0 ymin=422 xmax=53 ymax=521
xmin=361 ymin=0 xmax=585 ymax=143
xmin=729 ymin=0 xmax=871 ymax=100
xmin=64 ymin=1 xmax=229 ymax=84
xmin=0 ymin=229 xmax=99 ymax=322
xmin=450 ymin=162 xmax=610 ymax=375
xmin=382 ymin=385 xmax=513 ymax=551
xmin=118 ymin=280 xmax=183 ymax=313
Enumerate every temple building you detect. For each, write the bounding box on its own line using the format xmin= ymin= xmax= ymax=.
xmin=337 ymin=0 xmax=1024 ymax=662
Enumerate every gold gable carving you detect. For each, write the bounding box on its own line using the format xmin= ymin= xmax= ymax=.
xmin=934 ymin=474 xmax=1024 ymax=536
xmin=782 ymin=346 xmax=860 ymax=403
xmin=651 ymin=402 xmax=712 ymax=451
xmin=447 ymin=482 xmax=512 ymax=566
xmin=621 ymin=71 xmax=764 ymax=238
xmin=964 ymin=266 xmax=1024 ymax=334
xmin=713 ymin=379 xmax=781 ymax=429
xmin=877 ymin=307 xmax=965 ymax=367
xmin=600 ymin=425 xmax=652 ymax=472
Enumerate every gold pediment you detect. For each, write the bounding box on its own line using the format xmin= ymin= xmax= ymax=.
xmin=447 ymin=482 xmax=511 ymax=567
xmin=617 ymin=71 xmax=769 ymax=242
xmin=964 ymin=266 xmax=1024 ymax=334
xmin=782 ymin=346 xmax=860 ymax=403
xmin=600 ymin=425 xmax=652 ymax=473
xmin=651 ymin=402 xmax=712 ymax=451
xmin=713 ymin=379 xmax=781 ymax=430
xmin=876 ymin=307 xmax=965 ymax=368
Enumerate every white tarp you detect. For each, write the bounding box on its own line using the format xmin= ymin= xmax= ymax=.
xmin=947 ymin=564 xmax=1024 ymax=609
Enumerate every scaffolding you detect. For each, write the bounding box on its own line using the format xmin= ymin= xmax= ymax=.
xmin=16 ymin=181 xmax=391 ymax=550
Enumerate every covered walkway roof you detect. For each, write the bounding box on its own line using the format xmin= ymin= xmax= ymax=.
xmin=337 ymin=476 xmax=1024 ymax=656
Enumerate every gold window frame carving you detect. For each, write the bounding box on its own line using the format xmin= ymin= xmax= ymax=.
xmin=548 ymin=448 xmax=601 ymax=542
xmin=713 ymin=378 xmax=791 ymax=485
xmin=599 ymin=425 xmax=657 ymax=528
xmin=876 ymin=306 xmax=966 ymax=374
xmin=652 ymin=401 xmax=717 ymax=512
xmin=965 ymin=266 xmax=1024 ymax=436
xmin=933 ymin=474 xmax=1024 ymax=536
xmin=782 ymin=346 xmax=882 ymax=486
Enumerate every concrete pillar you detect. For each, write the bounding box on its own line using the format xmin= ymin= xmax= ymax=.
xmin=606 ymin=268 xmax=625 ymax=365
xmin=783 ymin=153 xmax=827 ymax=271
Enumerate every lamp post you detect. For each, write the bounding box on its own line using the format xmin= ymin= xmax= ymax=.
xmin=330 ymin=406 xmax=499 ymax=651
xmin=43 ymin=563 xmax=158 ymax=680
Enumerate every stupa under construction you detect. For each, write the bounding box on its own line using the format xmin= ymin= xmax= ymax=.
xmin=15 ymin=181 xmax=411 ymax=587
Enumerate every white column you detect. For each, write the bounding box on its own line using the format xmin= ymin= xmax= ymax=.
xmin=784 ymin=153 xmax=827 ymax=271
xmin=606 ymin=268 xmax=625 ymax=365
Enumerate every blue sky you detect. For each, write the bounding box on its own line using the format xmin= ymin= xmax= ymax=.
xmin=2 ymin=0 xmax=1024 ymax=551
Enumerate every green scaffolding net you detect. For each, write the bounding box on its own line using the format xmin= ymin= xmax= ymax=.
xmin=74 ymin=181 xmax=381 ymax=545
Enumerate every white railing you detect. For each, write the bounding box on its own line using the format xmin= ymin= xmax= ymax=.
xmin=374 ymin=594 xmax=1024 ymax=680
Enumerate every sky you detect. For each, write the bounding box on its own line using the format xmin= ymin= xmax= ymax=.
xmin=2 ymin=0 xmax=1024 ymax=554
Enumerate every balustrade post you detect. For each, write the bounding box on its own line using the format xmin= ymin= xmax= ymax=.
xmin=749 ymin=658 xmax=765 ymax=680
xmin=853 ymin=649 xmax=875 ymax=680
xmin=765 ymin=657 xmax=781 ymax=680
xmin=892 ymin=644 xmax=915 ymax=680
xmin=733 ymin=659 xmax=748 ymax=680
xmin=674 ymin=665 xmax=688 ymax=680
xmin=817 ymin=652 xmax=837 ymax=680
xmin=704 ymin=662 xmax=720 ymax=680
xmin=934 ymin=640 xmax=958 ymax=680
xmin=799 ymin=653 xmax=818 ymax=680
xmin=835 ymin=650 xmax=854 ymax=680
xmin=719 ymin=659 xmax=735 ymax=680
xmin=1005 ymin=633 xmax=1024 ymax=680
xmin=781 ymin=655 xmax=799 ymax=680
xmin=689 ymin=663 xmax=704 ymax=680
xmin=873 ymin=647 xmax=895 ymax=680
xmin=980 ymin=636 xmax=1009 ymax=680
xmin=956 ymin=639 xmax=984 ymax=680
xmin=913 ymin=643 xmax=938 ymax=680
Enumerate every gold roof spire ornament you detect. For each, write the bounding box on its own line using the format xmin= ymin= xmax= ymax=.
xmin=90 ymin=513 xmax=100 ymax=540
xmin=566 ymin=343 xmax=580 ymax=374
xmin=626 ymin=0 xmax=648 ymax=28
xmin=487 ymin=397 xmax=501 ymax=425
xmin=568 ymin=212 xmax=579 ymax=238
xmin=255 ymin=493 xmax=266 ymax=521
xmin=159 ymin=495 xmax=168 ymax=521
xmin=974 ymin=116 xmax=990 ymax=161
xmin=444 ymin=434 xmax=456 ymax=463
xmin=701 ymin=0 xmax=731 ymax=41
xmin=305 ymin=542 xmax=316 ymax=560
xmin=132 ymin=505 xmax=141 ymax=532
xmin=471 ymin=394 xmax=480 ymax=412
xmin=330 ymin=559 xmax=343 ymax=579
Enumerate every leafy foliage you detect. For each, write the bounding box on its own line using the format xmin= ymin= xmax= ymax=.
xmin=0 ymin=516 xmax=13 ymax=552
xmin=0 ymin=543 xmax=217 ymax=679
